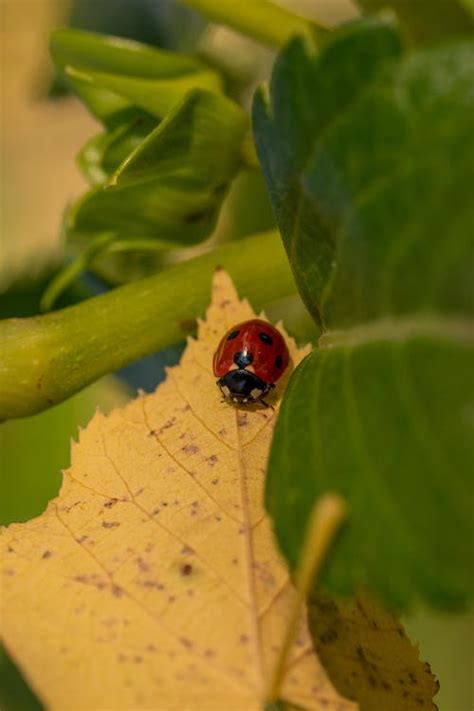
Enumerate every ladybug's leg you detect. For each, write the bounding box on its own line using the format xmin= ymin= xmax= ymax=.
xmin=259 ymin=383 xmax=275 ymax=410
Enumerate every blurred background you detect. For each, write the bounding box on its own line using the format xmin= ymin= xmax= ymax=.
xmin=0 ymin=1 xmax=472 ymax=709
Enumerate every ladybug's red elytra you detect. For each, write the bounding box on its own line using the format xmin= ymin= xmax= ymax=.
xmin=213 ymin=319 xmax=289 ymax=405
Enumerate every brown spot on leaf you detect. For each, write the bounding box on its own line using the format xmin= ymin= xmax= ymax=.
xmin=102 ymin=521 xmax=120 ymax=529
xmin=180 ymin=564 xmax=193 ymax=576
xmin=141 ymin=580 xmax=165 ymax=590
xmin=157 ymin=418 xmax=176 ymax=435
xmin=42 ymin=550 xmax=52 ymax=559
xmin=136 ymin=557 xmax=150 ymax=572
xmin=182 ymin=443 xmax=199 ymax=455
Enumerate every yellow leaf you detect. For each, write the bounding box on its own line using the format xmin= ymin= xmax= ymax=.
xmin=309 ymin=592 xmax=439 ymax=711
xmin=1 ymin=270 xmax=356 ymax=710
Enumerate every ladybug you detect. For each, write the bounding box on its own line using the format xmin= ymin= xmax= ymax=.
xmin=213 ymin=319 xmax=289 ymax=405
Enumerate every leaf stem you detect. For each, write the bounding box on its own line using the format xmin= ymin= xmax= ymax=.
xmin=264 ymin=493 xmax=347 ymax=705
xmin=40 ymin=232 xmax=117 ymax=311
xmin=0 ymin=231 xmax=295 ymax=421
xmin=179 ymin=0 xmax=329 ymax=48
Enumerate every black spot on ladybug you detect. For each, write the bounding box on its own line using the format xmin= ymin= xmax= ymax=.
xmin=227 ymin=330 xmax=240 ymax=340
xmin=275 ymin=355 xmax=283 ymax=368
xmin=258 ymin=332 xmax=273 ymax=345
xmin=233 ymin=350 xmax=253 ymax=368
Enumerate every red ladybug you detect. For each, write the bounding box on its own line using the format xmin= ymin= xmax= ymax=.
xmin=213 ymin=319 xmax=289 ymax=405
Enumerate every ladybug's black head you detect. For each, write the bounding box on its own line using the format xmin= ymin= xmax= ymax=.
xmin=217 ymin=369 xmax=273 ymax=404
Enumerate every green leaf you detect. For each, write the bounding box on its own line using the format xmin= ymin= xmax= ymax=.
xmin=357 ymin=0 xmax=474 ymax=45
xmin=77 ymin=112 xmax=157 ymax=185
xmin=255 ymin=25 xmax=474 ymax=608
xmin=0 ymin=645 xmax=42 ymax=711
xmin=253 ymin=20 xmax=403 ymax=326
xmin=70 ymin=89 xmax=247 ymax=246
xmin=269 ymin=329 xmax=473 ymax=608
xmin=50 ymin=28 xmax=222 ymax=124
xmin=179 ymin=0 xmax=326 ymax=49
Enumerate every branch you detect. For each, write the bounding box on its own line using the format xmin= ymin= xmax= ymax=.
xmin=0 ymin=231 xmax=295 ymax=420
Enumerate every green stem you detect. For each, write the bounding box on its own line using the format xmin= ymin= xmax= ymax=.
xmin=265 ymin=494 xmax=347 ymax=705
xmin=0 ymin=231 xmax=295 ymax=420
xmin=179 ymin=0 xmax=329 ymax=48
xmin=40 ymin=232 xmax=117 ymax=311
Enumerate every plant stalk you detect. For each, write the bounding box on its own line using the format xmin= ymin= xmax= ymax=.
xmin=264 ymin=493 xmax=347 ymax=705
xmin=0 ymin=231 xmax=295 ymax=420
xmin=179 ymin=0 xmax=328 ymax=49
